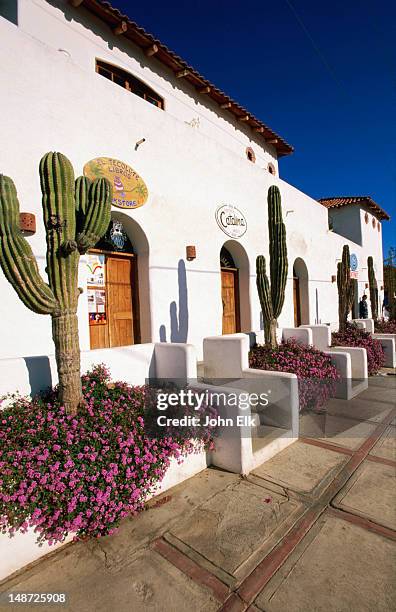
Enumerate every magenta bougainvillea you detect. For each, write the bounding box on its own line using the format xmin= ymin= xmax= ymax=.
xmin=249 ymin=339 xmax=339 ymax=412
xmin=332 ymin=324 xmax=385 ymax=375
xmin=375 ymin=320 xmax=396 ymax=335
xmin=0 ymin=366 xmax=216 ymax=545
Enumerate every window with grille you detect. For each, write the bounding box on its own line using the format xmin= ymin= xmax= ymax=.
xmin=220 ymin=247 xmax=236 ymax=269
xmin=96 ymin=59 xmax=164 ymax=109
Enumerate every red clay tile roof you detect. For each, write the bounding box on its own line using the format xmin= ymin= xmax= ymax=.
xmin=68 ymin=0 xmax=294 ymax=157
xmin=318 ymin=196 xmax=390 ymax=221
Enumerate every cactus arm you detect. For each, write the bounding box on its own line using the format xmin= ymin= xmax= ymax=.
xmin=39 ymin=152 xmax=79 ymax=310
xmin=76 ymin=178 xmax=112 ymax=254
xmin=0 ymin=175 xmax=57 ymax=314
xmin=75 ymin=176 xmax=91 ymax=237
xmin=367 ymin=256 xmax=378 ymax=320
xmin=337 ymin=245 xmax=354 ymax=330
xmin=75 ymin=176 xmax=90 ymax=216
xmin=268 ymin=185 xmax=288 ymax=319
xmin=256 ymin=255 xmax=277 ymax=345
xmin=256 ymin=255 xmax=273 ymax=322
xmin=347 ymin=275 xmax=355 ymax=314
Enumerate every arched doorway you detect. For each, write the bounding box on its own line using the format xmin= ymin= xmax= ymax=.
xmin=220 ymin=247 xmax=240 ymax=334
xmin=87 ymin=214 xmax=149 ymax=349
xmin=219 ymin=242 xmax=250 ymax=334
xmin=293 ymin=258 xmax=309 ymax=326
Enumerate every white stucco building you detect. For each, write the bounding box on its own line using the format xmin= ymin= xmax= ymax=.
xmin=0 ymin=0 xmax=390 ymax=361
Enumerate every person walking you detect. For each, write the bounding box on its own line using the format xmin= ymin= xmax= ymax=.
xmin=359 ymin=294 xmax=368 ymax=319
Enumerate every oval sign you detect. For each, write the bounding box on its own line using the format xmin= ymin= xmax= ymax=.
xmin=350 ymin=253 xmax=358 ymax=272
xmin=83 ymin=157 xmax=148 ymax=209
xmin=215 ymin=205 xmax=247 ymax=238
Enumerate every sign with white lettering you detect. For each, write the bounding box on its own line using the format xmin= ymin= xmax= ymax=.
xmin=215 ymin=205 xmax=247 ymax=238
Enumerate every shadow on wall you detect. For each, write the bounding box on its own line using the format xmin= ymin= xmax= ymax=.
xmin=24 ymin=356 xmax=53 ymax=396
xmin=159 ymin=260 xmax=189 ymax=343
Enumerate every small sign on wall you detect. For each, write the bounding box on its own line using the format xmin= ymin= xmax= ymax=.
xmin=86 ymin=253 xmax=106 ymax=325
xmin=88 ymin=289 xmax=107 ymax=325
xmin=215 ymin=204 xmax=247 ymax=238
xmin=350 ymin=253 xmax=358 ymax=271
xmin=86 ymin=254 xmax=105 ymax=286
xmin=83 ymin=157 xmax=148 ymax=209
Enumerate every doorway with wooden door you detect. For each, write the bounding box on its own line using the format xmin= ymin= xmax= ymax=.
xmin=220 ymin=247 xmax=241 ymax=334
xmin=86 ymin=219 xmax=140 ymax=350
xmin=293 ymin=258 xmax=309 ymax=326
xmin=293 ymin=271 xmax=301 ymax=327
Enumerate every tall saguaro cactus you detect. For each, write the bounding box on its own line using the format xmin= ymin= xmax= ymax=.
xmin=0 ymin=153 xmax=112 ymax=414
xmin=337 ymin=245 xmax=355 ymax=331
xmin=256 ymin=185 xmax=288 ymax=348
xmin=367 ymin=256 xmax=378 ymax=320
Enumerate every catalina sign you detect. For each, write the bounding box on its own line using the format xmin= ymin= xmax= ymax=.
xmin=83 ymin=157 xmax=148 ymax=209
xmin=215 ymin=205 xmax=247 ymax=238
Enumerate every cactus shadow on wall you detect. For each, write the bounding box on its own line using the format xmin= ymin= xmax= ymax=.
xmin=159 ymin=260 xmax=189 ymax=343
xmin=24 ymin=356 xmax=52 ymax=396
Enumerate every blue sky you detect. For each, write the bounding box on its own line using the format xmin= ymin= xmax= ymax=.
xmin=111 ymin=0 xmax=395 ymax=257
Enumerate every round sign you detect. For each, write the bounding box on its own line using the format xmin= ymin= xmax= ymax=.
xmin=215 ymin=205 xmax=247 ymax=238
xmin=83 ymin=157 xmax=148 ymax=209
xmin=350 ymin=253 xmax=358 ymax=272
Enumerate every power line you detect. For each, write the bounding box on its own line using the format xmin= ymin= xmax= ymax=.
xmin=284 ymin=0 xmax=349 ymax=98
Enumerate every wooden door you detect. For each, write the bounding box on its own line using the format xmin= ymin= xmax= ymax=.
xmin=293 ymin=276 xmax=301 ymax=327
xmin=352 ymin=279 xmax=359 ymax=319
xmin=89 ymin=252 xmax=138 ymax=350
xmin=221 ymin=269 xmax=240 ymax=334
xmin=107 ymin=255 xmax=134 ymax=347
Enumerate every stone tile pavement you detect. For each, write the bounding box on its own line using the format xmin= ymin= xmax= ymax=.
xmin=0 ymin=375 xmax=395 ymax=612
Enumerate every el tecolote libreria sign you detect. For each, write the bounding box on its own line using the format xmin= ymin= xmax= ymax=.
xmin=84 ymin=157 xmax=148 ymax=209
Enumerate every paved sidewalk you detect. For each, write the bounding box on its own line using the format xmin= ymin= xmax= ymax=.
xmin=0 ymin=375 xmax=395 ymax=612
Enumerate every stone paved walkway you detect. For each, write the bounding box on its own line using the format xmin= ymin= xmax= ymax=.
xmin=0 ymin=375 xmax=395 ymax=611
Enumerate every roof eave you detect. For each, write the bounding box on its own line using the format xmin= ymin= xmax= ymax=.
xmin=318 ymin=197 xmax=390 ymax=222
xmin=68 ymin=0 xmax=294 ymax=157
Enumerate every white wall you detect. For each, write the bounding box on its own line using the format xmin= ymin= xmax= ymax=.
xmin=0 ymin=5 xmax=386 ymax=364
xmin=16 ymin=0 xmax=280 ymax=172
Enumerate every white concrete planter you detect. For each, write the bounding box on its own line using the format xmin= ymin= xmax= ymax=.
xmin=0 ymin=342 xmax=208 ymax=581
xmin=372 ymin=333 xmax=396 ymax=368
xmin=0 ymin=451 xmax=207 ymax=582
xmin=352 ymin=320 xmax=395 ymax=367
xmin=202 ymin=333 xmax=299 ymax=475
xmin=282 ymin=327 xmax=313 ymax=346
xmin=0 ymin=342 xmax=197 ymax=400
xmin=353 ymin=319 xmax=375 ymax=333
xmin=300 ymin=324 xmax=368 ymax=399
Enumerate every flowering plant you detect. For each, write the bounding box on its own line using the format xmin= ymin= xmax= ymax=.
xmin=332 ymin=323 xmax=385 ymax=375
xmin=249 ymin=339 xmax=339 ymax=412
xmin=0 ymin=366 xmax=216 ymax=545
xmin=374 ymin=320 xmax=396 ymax=335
